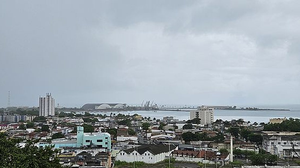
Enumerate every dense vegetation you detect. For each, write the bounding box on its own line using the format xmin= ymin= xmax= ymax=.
xmin=264 ymin=118 xmax=300 ymax=132
xmin=0 ymin=133 xmax=62 ymax=168
xmin=182 ymin=132 xmax=224 ymax=143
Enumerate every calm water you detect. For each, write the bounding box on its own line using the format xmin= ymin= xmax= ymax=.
xmin=105 ymin=105 xmax=300 ymax=123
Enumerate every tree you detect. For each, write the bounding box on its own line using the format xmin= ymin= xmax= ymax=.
xmin=187 ymin=118 xmax=201 ymax=124
xmin=82 ymin=124 xmax=94 ymax=133
xmin=158 ymin=122 xmax=166 ymax=130
xmin=220 ymin=148 xmax=229 ymax=155
xmin=228 ymin=127 xmax=239 ymax=138
xmin=0 ymin=133 xmax=62 ymax=168
xmin=264 ymin=118 xmax=300 ymax=132
xmin=26 ymin=122 xmax=34 ymax=128
xmin=142 ymin=122 xmax=151 ymax=139
xmin=52 ymin=132 xmax=65 ymax=139
xmin=41 ymin=125 xmax=50 ymax=132
xmin=82 ymin=118 xmax=93 ymax=122
xmin=249 ymin=153 xmax=277 ymax=165
xmin=249 ymin=133 xmax=263 ymax=145
xmin=33 ymin=116 xmax=47 ymax=122
xmin=107 ymin=128 xmax=117 ymax=137
xmin=142 ymin=122 xmax=150 ymax=132
xmin=128 ymin=128 xmax=136 ymax=136
xmin=117 ymin=119 xmax=132 ymax=126
xmin=240 ymin=128 xmax=251 ymax=141
xmin=213 ymin=132 xmax=225 ymax=143
xmin=19 ymin=124 xmax=26 ymax=130
xmin=182 ymin=124 xmax=193 ymax=129
xmin=182 ymin=132 xmax=196 ymax=143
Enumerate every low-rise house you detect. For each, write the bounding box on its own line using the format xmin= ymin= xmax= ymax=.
xmin=58 ymin=149 xmax=111 ymax=167
xmin=115 ymin=144 xmax=177 ymax=164
xmin=210 ymin=139 xmax=256 ymax=151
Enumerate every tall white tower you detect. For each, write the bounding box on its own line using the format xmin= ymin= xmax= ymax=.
xmin=39 ymin=93 xmax=55 ymax=116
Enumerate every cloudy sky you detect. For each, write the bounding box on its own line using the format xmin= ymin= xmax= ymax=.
xmin=1 ymin=0 xmax=300 ymax=107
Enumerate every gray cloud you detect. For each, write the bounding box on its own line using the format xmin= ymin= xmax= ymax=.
xmin=0 ymin=0 xmax=299 ymax=107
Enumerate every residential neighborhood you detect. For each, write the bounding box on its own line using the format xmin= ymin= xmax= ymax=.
xmin=2 ymin=104 xmax=300 ymax=168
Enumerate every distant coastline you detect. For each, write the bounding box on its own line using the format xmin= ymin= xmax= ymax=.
xmin=219 ymin=108 xmax=290 ymax=111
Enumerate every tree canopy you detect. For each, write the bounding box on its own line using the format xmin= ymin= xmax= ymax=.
xmin=0 ymin=133 xmax=62 ymax=168
xmin=264 ymin=118 xmax=300 ymax=132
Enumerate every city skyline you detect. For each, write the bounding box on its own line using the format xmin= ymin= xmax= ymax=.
xmin=1 ymin=1 xmax=300 ymax=107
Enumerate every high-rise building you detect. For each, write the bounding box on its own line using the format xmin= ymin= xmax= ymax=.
xmin=190 ymin=106 xmax=214 ymax=125
xmin=39 ymin=93 xmax=55 ymax=116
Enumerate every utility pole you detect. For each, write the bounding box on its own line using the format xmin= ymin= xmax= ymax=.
xmin=230 ymin=136 xmax=233 ymax=162
xmin=134 ymin=146 xmax=136 ymax=168
xmin=169 ymin=142 xmax=170 ymax=168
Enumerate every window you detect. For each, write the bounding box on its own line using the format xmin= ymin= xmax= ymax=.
xmin=97 ymin=139 xmax=103 ymax=142
xmin=86 ymin=140 xmax=91 ymax=142
xmin=105 ymin=142 xmax=108 ymax=145
xmin=278 ymin=142 xmax=281 ymax=144
xmin=284 ymin=142 xmax=287 ymax=145
xmin=105 ymin=137 xmax=108 ymax=139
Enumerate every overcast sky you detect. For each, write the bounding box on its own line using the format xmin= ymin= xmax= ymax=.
xmin=1 ymin=0 xmax=300 ymax=108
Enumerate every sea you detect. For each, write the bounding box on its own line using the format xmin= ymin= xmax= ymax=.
xmin=105 ymin=104 xmax=300 ymax=124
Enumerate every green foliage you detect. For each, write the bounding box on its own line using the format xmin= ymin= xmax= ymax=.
xmin=182 ymin=123 xmax=193 ymax=129
xmin=220 ymin=148 xmax=229 ymax=155
xmin=33 ymin=116 xmax=47 ymax=122
xmin=12 ymin=109 xmax=39 ymax=116
xmin=142 ymin=122 xmax=150 ymax=131
xmin=228 ymin=127 xmax=240 ymax=138
xmin=52 ymin=132 xmax=65 ymax=139
xmin=0 ymin=133 xmax=62 ymax=168
xmin=158 ymin=122 xmax=166 ymax=130
xmin=294 ymin=160 xmax=300 ymax=165
xmin=182 ymin=131 xmax=224 ymax=143
xmin=240 ymin=128 xmax=251 ymax=141
xmin=114 ymin=160 xmax=145 ymax=168
xmin=107 ymin=128 xmax=117 ymax=137
xmin=163 ymin=158 xmax=175 ymax=163
xmin=73 ymin=124 xmax=94 ymax=133
xmin=186 ymin=118 xmax=201 ymax=124
xmin=26 ymin=122 xmax=34 ymax=128
xmin=128 ymin=128 xmax=136 ymax=136
xmin=214 ymin=132 xmax=225 ymax=143
xmin=264 ymin=118 xmax=300 ymax=132
xmin=41 ymin=125 xmax=50 ymax=132
xmin=19 ymin=124 xmax=26 ymax=130
xmin=250 ymin=153 xmax=277 ymax=165
xmin=82 ymin=124 xmax=94 ymax=132
xmin=198 ymin=162 xmax=204 ymax=168
xmin=58 ymin=112 xmax=74 ymax=118
xmin=248 ymin=133 xmax=263 ymax=145
xmin=82 ymin=117 xmax=98 ymax=123
xmin=118 ymin=119 xmax=132 ymax=126
xmin=234 ymin=149 xmax=255 ymax=158
xmin=230 ymin=160 xmax=243 ymax=166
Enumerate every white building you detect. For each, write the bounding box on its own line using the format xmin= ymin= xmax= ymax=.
xmin=39 ymin=93 xmax=55 ymax=116
xmin=116 ymin=144 xmax=177 ymax=164
xmin=262 ymin=131 xmax=300 ymax=158
xmin=190 ymin=106 xmax=214 ymax=125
